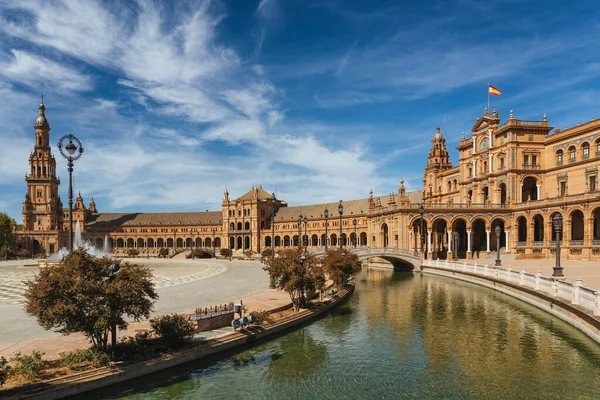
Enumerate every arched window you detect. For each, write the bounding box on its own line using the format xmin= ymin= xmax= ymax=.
xmin=569 ymin=146 xmax=576 ymax=160
xmin=479 ymin=137 xmax=489 ymax=150
xmin=582 ymin=142 xmax=590 ymax=158
xmin=453 ymin=180 xmax=458 ymax=190
xmin=596 ymin=139 xmax=600 ymax=154
xmin=244 ymin=221 xmax=250 ymax=230
xmin=556 ymin=149 xmax=563 ymax=165
xmin=447 ymin=181 xmax=452 ymax=192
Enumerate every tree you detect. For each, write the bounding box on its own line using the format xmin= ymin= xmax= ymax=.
xmin=126 ymin=248 xmax=139 ymax=257
xmin=322 ymin=249 xmax=362 ymax=287
xmin=0 ymin=212 xmax=15 ymax=261
xmin=24 ymin=250 xmax=158 ymax=352
xmin=264 ymin=248 xmax=324 ymax=311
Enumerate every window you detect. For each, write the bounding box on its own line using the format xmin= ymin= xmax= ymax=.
xmin=532 ymin=155 xmax=537 ymax=166
xmin=483 ymin=161 xmax=488 ymax=173
xmin=557 ymin=150 xmax=563 ymax=164
xmin=569 ymin=146 xmax=576 ymax=160
xmin=560 ymin=181 xmax=567 ymax=196
xmin=523 ymin=155 xmax=529 ymax=166
xmin=597 ymin=140 xmax=600 ymax=154
xmin=590 ymin=176 xmax=597 ymax=192
xmin=500 ymin=158 xmax=505 ymax=169
xmin=583 ymin=143 xmax=590 ymax=158
xmin=468 ymin=167 xmax=473 ymax=177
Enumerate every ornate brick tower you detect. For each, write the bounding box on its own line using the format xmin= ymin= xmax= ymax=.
xmin=21 ymin=96 xmax=64 ymax=254
xmin=424 ymin=127 xmax=452 ymax=200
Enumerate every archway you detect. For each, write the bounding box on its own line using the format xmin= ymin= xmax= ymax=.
xmin=471 ymin=218 xmax=487 ymax=255
xmin=265 ymin=236 xmax=272 ymax=247
xmin=452 ymin=219 xmax=467 ymax=258
xmin=533 ymin=214 xmax=544 ymax=243
xmin=330 ymin=234 xmax=337 ymax=247
xmin=176 ymin=238 xmax=183 ymax=248
xmin=214 ymin=238 xmax=221 ymax=248
xmin=522 ymin=177 xmax=538 ymax=201
xmin=283 ymin=235 xmax=290 ymax=247
xmin=311 ymin=234 xmax=318 ymax=246
xmin=245 ymin=221 xmax=250 ymax=230
xmin=95 ymin=238 xmax=103 ymax=249
xmin=205 ymin=238 xmax=212 ymax=248
xmin=147 ymin=238 xmax=155 ymax=248
xmin=196 ymin=238 xmax=202 ymax=248
xmin=237 ymin=236 xmax=242 ymax=249
xmin=490 ymin=218 xmax=505 ymax=251
xmin=431 ymin=218 xmax=448 ymax=259
xmin=499 ymin=182 xmax=507 ymax=205
xmin=594 ymin=208 xmax=600 ymax=242
xmin=320 ymin=234 xmax=327 ymax=247
xmin=166 ymin=238 xmax=173 ymax=248
xmin=127 ymin=238 xmax=134 ymax=248
xmin=33 ymin=239 xmax=42 ymax=255
xmin=293 ymin=235 xmax=300 ymax=246
xmin=571 ymin=210 xmax=584 ymax=242
xmin=244 ymin=236 xmax=250 ymax=249
xmin=185 ymin=238 xmax=192 ymax=248
xmin=360 ymin=232 xmax=367 ymax=246
xmin=381 ymin=223 xmax=389 ymax=248
xmin=229 ymin=236 xmax=235 ymax=250
xmin=350 ymin=232 xmax=356 ymax=247
xmin=157 ymin=238 xmax=164 ymax=248
xmin=411 ymin=218 xmax=429 ymax=253
xmin=517 ymin=216 xmax=527 ymax=243
xmin=237 ymin=222 xmax=242 ymax=230
xmin=274 ymin=236 xmax=281 ymax=247
xmin=117 ymin=238 xmax=124 ymax=248
xmin=481 ymin=186 xmax=489 ymax=203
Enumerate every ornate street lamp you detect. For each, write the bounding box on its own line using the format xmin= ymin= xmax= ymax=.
xmin=419 ymin=203 xmax=425 ymax=253
xmin=107 ymin=263 xmax=120 ymax=360
xmin=297 ymin=214 xmax=303 ymax=247
xmin=495 ymin=225 xmax=502 ymax=266
xmin=303 ymin=215 xmax=308 ymax=246
xmin=353 ymin=219 xmax=357 ymax=247
xmin=211 ymin=227 xmax=216 ymax=258
xmin=324 ymin=208 xmax=329 ymax=251
xmin=57 ymin=134 xmax=83 ymax=252
xmin=553 ymin=214 xmax=564 ymax=277
xmin=338 ymin=201 xmax=344 ymax=249
xmin=454 ymin=231 xmax=459 ymax=261
xmin=271 ymin=193 xmax=276 ymax=252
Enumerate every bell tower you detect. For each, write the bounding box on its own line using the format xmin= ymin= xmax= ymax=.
xmin=424 ymin=127 xmax=452 ymax=200
xmin=23 ymin=95 xmax=63 ymax=233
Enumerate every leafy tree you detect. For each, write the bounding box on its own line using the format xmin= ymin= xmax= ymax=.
xmin=126 ymin=248 xmax=139 ymax=257
xmin=24 ymin=250 xmax=158 ymax=352
xmin=158 ymin=248 xmax=170 ymax=258
xmin=322 ymin=250 xmax=362 ymax=287
xmin=150 ymin=314 xmax=196 ymax=348
xmin=220 ymin=248 xmax=231 ymax=257
xmin=0 ymin=212 xmax=15 ymax=260
xmin=261 ymin=248 xmax=273 ymax=258
xmin=0 ymin=356 xmax=9 ymax=387
xmin=264 ymin=248 xmax=325 ymax=311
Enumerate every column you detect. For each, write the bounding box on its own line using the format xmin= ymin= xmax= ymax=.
xmin=447 ymin=230 xmax=452 ymax=255
xmin=537 ymin=185 xmax=540 ymax=200
xmin=489 ymin=153 xmax=493 ymax=173
xmin=409 ymin=231 xmax=413 ymax=251
xmin=467 ymin=231 xmax=472 ymax=254
xmin=486 ymin=230 xmax=491 ymax=252
xmin=427 ymin=230 xmax=432 ymax=253
xmin=505 ymin=230 xmax=510 ymax=253
xmin=519 ymin=184 xmax=523 ymax=202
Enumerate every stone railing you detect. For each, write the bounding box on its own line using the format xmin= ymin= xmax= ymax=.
xmin=423 ymin=259 xmax=600 ymax=316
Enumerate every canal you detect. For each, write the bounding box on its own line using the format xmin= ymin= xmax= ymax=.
xmin=82 ymin=269 xmax=600 ymax=399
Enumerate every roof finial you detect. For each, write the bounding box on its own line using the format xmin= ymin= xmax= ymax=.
xmin=41 ymin=91 xmax=44 ymax=105
xmin=509 ymin=109 xmax=514 ymax=119
xmin=461 ymin=131 xmax=466 ymax=140
xmin=543 ymin=113 xmax=547 ymax=121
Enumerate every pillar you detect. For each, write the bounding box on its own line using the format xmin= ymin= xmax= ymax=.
xmin=505 ymin=230 xmax=510 ymax=253
xmin=486 ymin=230 xmax=491 ymax=252
xmin=467 ymin=230 xmax=472 ymax=258
xmin=447 ymin=230 xmax=452 ymax=255
xmin=409 ymin=231 xmax=413 ymax=251
xmin=427 ymin=230 xmax=432 ymax=253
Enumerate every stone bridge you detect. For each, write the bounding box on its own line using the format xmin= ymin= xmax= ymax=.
xmin=310 ymin=247 xmax=421 ymax=271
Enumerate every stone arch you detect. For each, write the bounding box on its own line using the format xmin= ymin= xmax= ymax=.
xmin=381 ymin=223 xmax=389 ymax=248
xmin=498 ymin=181 xmax=507 ymax=205
xmin=330 ymin=233 xmax=337 ymax=247
xmin=265 ymin=236 xmax=272 ymax=247
xmin=229 ymin=236 xmax=235 ymax=249
xmin=471 ymin=218 xmax=487 ymax=254
xmin=593 ymin=207 xmax=600 ymax=241
xmin=467 ymin=189 xmax=473 ymax=202
xmin=490 ymin=218 xmax=506 ymax=250
xmin=532 ymin=214 xmax=544 ymax=242
xmin=205 ymin=237 xmax=212 ymax=248
xmin=320 ymin=233 xmax=327 ymax=247
xmin=147 ymin=238 xmax=155 ymax=248
xmin=214 ymin=238 xmax=221 ymax=248
xmin=117 ymin=238 xmax=125 ymax=248
xmin=244 ymin=236 xmax=250 ymax=249
xmin=196 ymin=237 xmax=202 ymax=247
xmin=274 ymin=236 xmax=281 ymax=247
xmin=517 ymin=216 xmax=527 ymax=243
xmin=283 ymin=235 xmax=290 ymax=247
xmin=245 ymin=221 xmax=250 ymax=230
xmin=431 ymin=217 xmax=449 ymax=259
xmin=451 ymin=217 xmax=468 ymax=258
xmin=157 ymin=238 xmax=164 ymax=248
xmin=570 ymin=209 xmax=585 ymax=241
xmin=410 ymin=216 xmax=429 ymax=252
xmin=185 ymin=238 xmax=192 ymax=248
xmin=556 ymin=149 xmax=564 ymax=165
xmin=127 ymin=238 xmax=134 ymax=248
xmin=311 ymin=234 xmax=318 ymax=246
xmin=521 ymin=176 xmax=538 ymax=201
xmin=293 ymin=235 xmax=300 ymax=246
xmin=581 ymin=141 xmax=591 ymax=158
xmin=167 ymin=238 xmax=174 ymax=248
xmin=176 ymin=238 xmax=183 ymax=248
xmin=237 ymin=236 xmax=242 ymax=249
xmin=360 ymin=232 xmax=368 ymax=246
xmin=481 ymin=186 xmax=489 ymax=203
xmin=229 ymin=222 xmax=234 ymax=230
xmin=237 ymin=222 xmax=242 ymax=230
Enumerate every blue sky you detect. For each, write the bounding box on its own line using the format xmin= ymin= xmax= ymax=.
xmin=1 ymin=0 xmax=600 ymax=220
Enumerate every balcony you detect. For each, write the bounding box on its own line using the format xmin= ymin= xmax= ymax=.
xmin=570 ymin=240 xmax=584 ymax=246
xmin=522 ymin=165 xmax=541 ymax=170
xmin=516 ymin=241 xmax=526 ymax=247
xmin=532 ymin=241 xmax=544 ymax=247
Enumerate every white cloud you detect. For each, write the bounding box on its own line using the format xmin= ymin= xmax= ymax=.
xmin=0 ymin=50 xmax=91 ymax=91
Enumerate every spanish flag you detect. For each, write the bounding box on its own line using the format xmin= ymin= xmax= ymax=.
xmin=488 ymin=85 xmax=501 ymax=96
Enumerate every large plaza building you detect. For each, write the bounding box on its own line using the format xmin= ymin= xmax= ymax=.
xmin=15 ymin=100 xmax=600 ymax=260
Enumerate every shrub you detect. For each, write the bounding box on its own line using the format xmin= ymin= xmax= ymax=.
xmin=244 ymin=250 xmax=254 ymax=258
xmin=127 ymin=248 xmax=140 ymax=257
xmin=0 ymin=357 xmax=9 ymax=387
xmin=250 ymin=309 xmax=272 ymax=324
xmin=59 ymin=348 xmax=111 ymax=370
xmin=220 ymin=248 xmax=231 ymax=257
xmin=261 ymin=248 xmax=273 ymax=258
xmin=10 ymin=351 xmax=46 ymax=382
xmin=150 ymin=314 xmax=196 ymax=348
xmin=158 ymin=248 xmax=170 ymax=258
xmin=117 ymin=331 xmax=155 ymax=361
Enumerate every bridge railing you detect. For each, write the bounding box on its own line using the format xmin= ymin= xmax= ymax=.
xmin=423 ymin=259 xmax=600 ymax=317
xmin=308 ymin=247 xmax=420 ymax=260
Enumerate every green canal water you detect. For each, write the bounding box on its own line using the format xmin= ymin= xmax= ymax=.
xmin=82 ymin=270 xmax=600 ymax=399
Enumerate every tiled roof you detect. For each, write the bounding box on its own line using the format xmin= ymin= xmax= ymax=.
xmin=236 ymin=187 xmax=273 ymax=201
xmin=406 ymin=190 xmax=423 ymax=204
xmin=274 ymin=198 xmax=371 ymax=222
xmin=87 ymin=211 xmax=222 ymax=226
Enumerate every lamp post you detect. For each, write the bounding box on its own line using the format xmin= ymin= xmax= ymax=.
xmin=190 ymin=231 xmax=195 ymax=259
xmin=211 ymin=227 xmax=216 ymax=258
xmin=353 ymin=219 xmax=357 ymax=247
xmin=454 ymin=231 xmax=459 ymax=261
xmin=495 ymin=225 xmax=502 ymax=266
xmin=297 ymin=215 xmax=302 ymax=247
xmin=553 ymin=214 xmax=564 ymax=277
xmin=338 ymin=201 xmax=343 ymax=249
xmin=419 ymin=204 xmax=425 ymax=254
xmin=107 ymin=263 xmax=120 ymax=360
xmin=57 ymin=134 xmax=83 ymax=252
xmin=229 ymin=234 xmax=232 ymax=261
xmin=271 ymin=193 xmax=276 ymax=252
xmin=303 ymin=215 xmax=308 ymax=247
xmin=324 ymin=208 xmax=329 ymax=251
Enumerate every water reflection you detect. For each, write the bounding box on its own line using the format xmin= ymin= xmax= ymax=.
xmin=84 ymin=270 xmax=600 ymax=400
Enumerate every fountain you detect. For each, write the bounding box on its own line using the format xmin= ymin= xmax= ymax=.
xmin=45 ymin=220 xmax=111 ymax=264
